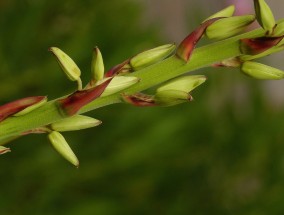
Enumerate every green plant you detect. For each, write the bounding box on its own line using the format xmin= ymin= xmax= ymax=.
xmin=1 ymin=0 xmax=284 ymax=166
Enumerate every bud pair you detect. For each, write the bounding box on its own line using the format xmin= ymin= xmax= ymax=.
xmin=241 ymin=61 xmax=284 ymax=80
xmin=48 ymin=131 xmax=79 ymax=167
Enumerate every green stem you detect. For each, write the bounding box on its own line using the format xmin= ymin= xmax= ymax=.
xmin=0 ymin=23 xmax=281 ymax=143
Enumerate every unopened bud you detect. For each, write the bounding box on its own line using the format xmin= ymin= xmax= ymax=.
xmin=0 ymin=146 xmax=11 ymax=155
xmin=155 ymin=90 xmax=193 ymax=106
xmin=50 ymin=115 xmax=101 ymax=132
xmin=91 ymin=47 xmax=104 ymax=84
xmin=157 ymin=75 xmax=206 ymax=93
xmin=49 ymin=47 xmax=81 ymax=82
xmin=101 ymin=76 xmax=140 ymax=97
xmin=14 ymin=97 xmax=47 ymax=116
xmin=254 ymin=0 xmax=276 ymax=34
xmin=130 ymin=44 xmax=176 ymax=70
xmin=204 ymin=5 xmax=235 ymax=22
xmin=241 ymin=61 xmax=284 ymax=80
xmin=205 ymin=15 xmax=255 ymax=40
xmin=48 ymin=131 xmax=79 ymax=167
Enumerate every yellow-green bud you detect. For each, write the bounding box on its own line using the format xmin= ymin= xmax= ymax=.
xmin=205 ymin=15 xmax=255 ymax=40
xmin=50 ymin=115 xmax=101 ymax=132
xmin=157 ymin=75 xmax=206 ymax=93
xmin=100 ymin=76 xmax=140 ymax=97
xmin=13 ymin=97 xmax=47 ymax=116
xmin=49 ymin=47 xmax=81 ymax=82
xmin=91 ymin=47 xmax=104 ymax=84
xmin=203 ymin=5 xmax=235 ymax=22
xmin=155 ymin=90 xmax=193 ymax=106
xmin=48 ymin=131 xmax=79 ymax=167
xmin=273 ymin=22 xmax=284 ymax=37
xmin=130 ymin=44 xmax=176 ymax=70
xmin=254 ymin=0 xmax=276 ymax=34
xmin=0 ymin=146 xmax=11 ymax=155
xmin=241 ymin=61 xmax=284 ymax=80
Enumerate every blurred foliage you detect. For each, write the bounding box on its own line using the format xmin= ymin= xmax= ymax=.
xmin=1 ymin=0 xmax=284 ymax=215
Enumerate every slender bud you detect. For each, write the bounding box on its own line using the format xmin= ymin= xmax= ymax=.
xmin=203 ymin=5 xmax=235 ymax=22
xmin=155 ymin=90 xmax=193 ymax=106
xmin=0 ymin=96 xmax=46 ymax=122
xmin=176 ymin=18 xmax=221 ymax=62
xmin=254 ymin=0 xmax=276 ymax=34
xmin=101 ymin=76 xmax=140 ymax=97
xmin=49 ymin=47 xmax=81 ymax=82
xmin=0 ymin=146 xmax=11 ymax=155
xmin=130 ymin=44 xmax=176 ymax=70
xmin=122 ymin=93 xmax=156 ymax=107
xmin=156 ymin=75 xmax=206 ymax=93
xmin=14 ymin=97 xmax=47 ymax=116
xmin=240 ymin=36 xmax=284 ymax=55
xmin=91 ymin=47 xmax=104 ymax=84
xmin=205 ymin=15 xmax=255 ymax=40
xmin=48 ymin=131 xmax=79 ymax=167
xmin=241 ymin=61 xmax=284 ymax=80
xmin=50 ymin=115 xmax=101 ymax=132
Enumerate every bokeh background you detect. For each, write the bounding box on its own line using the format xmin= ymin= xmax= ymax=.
xmin=1 ymin=0 xmax=284 ymax=214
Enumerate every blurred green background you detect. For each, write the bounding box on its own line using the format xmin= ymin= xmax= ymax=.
xmin=1 ymin=0 xmax=284 ymax=214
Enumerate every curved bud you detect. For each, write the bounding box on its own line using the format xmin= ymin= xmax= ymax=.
xmin=101 ymin=76 xmax=140 ymax=97
xmin=0 ymin=146 xmax=11 ymax=155
xmin=91 ymin=47 xmax=104 ymax=84
xmin=241 ymin=61 xmax=284 ymax=80
xmin=49 ymin=47 xmax=81 ymax=82
xmin=205 ymin=15 xmax=255 ymax=40
xmin=14 ymin=96 xmax=47 ymax=116
xmin=155 ymin=90 xmax=193 ymax=107
xmin=48 ymin=131 xmax=79 ymax=167
xmin=130 ymin=44 xmax=176 ymax=70
xmin=254 ymin=0 xmax=276 ymax=34
xmin=157 ymin=75 xmax=206 ymax=93
xmin=50 ymin=115 xmax=101 ymax=132
xmin=204 ymin=5 xmax=235 ymax=22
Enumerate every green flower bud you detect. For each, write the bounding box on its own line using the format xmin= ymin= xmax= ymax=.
xmin=0 ymin=146 xmax=11 ymax=155
xmin=14 ymin=97 xmax=47 ymax=116
xmin=254 ymin=0 xmax=276 ymax=34
xmin=91 ymin=47 xmax=104 ymax=84
xmin=205 ymin=15 xmax=255 ymax=39
xmin=155 ymin=90 xmax=193 ymax=106
xmin=130 ymin=44 xmax=176 ymax=70
xmin=157 ymin=75 xmax=206 ymax=93
xmin=49 ymin=47 xmax=81 ymax=82
xmin=50 ymin=115 xmax=101 ymax=132
xmin=241 ymin=61 xmax=284 ymax=80
xmin=203 ymin=5 xmax=235 ymax=22
xmin=48 ymin=131 xmax=79 ymax=167
xmin=101 ymin=76 xmax=140 ymax=97
xmin=273 ymin=22 xmax=284 ymax=37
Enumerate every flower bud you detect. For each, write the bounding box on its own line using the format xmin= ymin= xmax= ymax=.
xmin=101 ymin=76 xmax=140 ymax=97
xmin=49 ymin=47 xmax=81 ymax=82
xmin=48 ymin=131 xmax=79 ymax=167
xmin=130 ymin=44 xmax=176 ymax=70
xmin=91 ymin=47 xmax=104 ymax=84
xmin=155 ymin=90 xmax=193 ymax=106
xmin=205 ymin=15 xmax=255 ymax=39
xmin=156 ymin=75 xmax=206 ymax=93
xmin=273 ymin=22 xmax=284 ymax=37
xmin=203 ymin=5 xmax=235 ymax=22
xmin=14 ymin=97 xmax=47 ymax=116
xmin=241 ymin=61 xmax=284 ymax=80
xmin=50 ymin=115 xmax=101 ymax=132
xmin=0 ymin=146 xmax=11 ymax=155
xmin=254 ymin=0 xmax=276 ymax=34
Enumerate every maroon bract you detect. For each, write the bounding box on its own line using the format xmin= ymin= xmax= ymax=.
xmin=176 ymin=17 xmax=222 ymax=62
xmin=122 ymin=93 xmax=156 ymax=107
xmin=240 ymin=36 xmax=284 ymax=55
xmin=105 ymin=59 xmax=130 ymax=77
xmin=0 ymin=96 xmax=46 ymax=122
xmin=57 ymin=78 xmax=112 ymax=116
